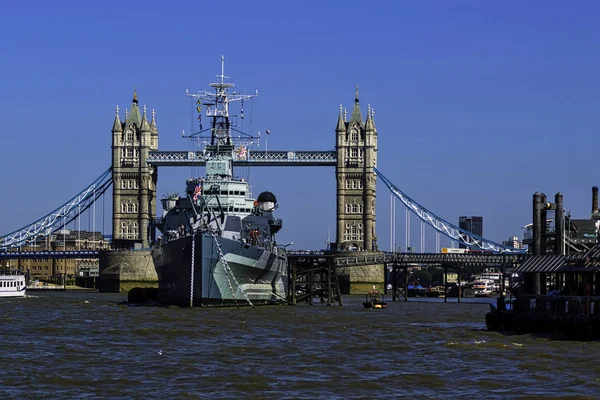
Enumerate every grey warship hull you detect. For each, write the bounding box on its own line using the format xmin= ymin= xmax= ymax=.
xmin=152 ymin=232 xmax=288 ymax=306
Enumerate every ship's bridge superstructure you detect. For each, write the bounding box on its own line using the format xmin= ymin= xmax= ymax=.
xmin=196 ymin=152 xmax=256 ymax=218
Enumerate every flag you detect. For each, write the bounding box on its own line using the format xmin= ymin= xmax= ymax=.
xmin=193 ymin=184 xmax=202 ymax=201
xmin=236 ymin=146 xmax=247 ymax=160
xmin=196 ymin=106 xmax=201 ymax=113
xmin=266 ymin=129 xmax=270 ymax=135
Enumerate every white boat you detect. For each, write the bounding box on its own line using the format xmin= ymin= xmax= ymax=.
xmin=0 ymin=270 xmax=27 ymax=298
xmin=472 ymin=279 xmax=495 ymax=297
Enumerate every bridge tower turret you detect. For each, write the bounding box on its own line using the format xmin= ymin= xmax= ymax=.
xmin=336 ymin=86 xmax=378 ymax=251
xmin=110 ymin=88 xmax=158 ymax=249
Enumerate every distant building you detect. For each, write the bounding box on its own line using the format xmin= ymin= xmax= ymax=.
xmin=0 ymin=230 xmax=110 ymax=281
xmin=459 ymin=216 xmax=483 ymax=249
xmin=502 ymin=236 xmax=523 ymax=249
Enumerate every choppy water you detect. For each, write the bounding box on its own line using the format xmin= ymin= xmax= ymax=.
xmin=1 ymin=293 xmax=599 ymax=399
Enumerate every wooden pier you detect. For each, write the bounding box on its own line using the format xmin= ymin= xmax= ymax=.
xmin=287 ymin=250 xmax=519 ymax=305
xmin=287 ymin=252 xmax=342 ymax=306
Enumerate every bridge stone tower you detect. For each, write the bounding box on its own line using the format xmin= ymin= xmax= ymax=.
xmin=336 ymin=86 xmax=377 ymax=251
xmin=111 ymin=89 xmax=158 ymax=248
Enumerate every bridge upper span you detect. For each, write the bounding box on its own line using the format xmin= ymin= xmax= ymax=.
xmin=147 ymin=150 xmax=337 ymax=166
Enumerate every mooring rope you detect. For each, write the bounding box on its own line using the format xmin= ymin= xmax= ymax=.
xmin=190 ymin=232 xmax=196 ymax=308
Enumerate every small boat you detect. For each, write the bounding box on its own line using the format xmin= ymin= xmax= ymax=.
xmin=363 ymin=287 xmax=387 ymax=309
xmin=0 ymin=269 xmax=26 ymax=298
xmin=425 ymin=286 xmax=444 ymax=298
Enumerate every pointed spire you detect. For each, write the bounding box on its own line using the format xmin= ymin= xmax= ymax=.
xmin=365 ymin=104 xmax=374 ymax=131
xmin=336 ymin=103 xmax=345 ymax=132
xmin=368 ymin=106 xmax=377 ymax=131
xmin=112 ymin=105 xmax=122 ymax=132
xmin=150 ymin=109 xmax=158 ymax=135
xmin=349 ymin=84 xmax=363 ymax=125
xmin=126 ymin=87 xmax=142 ymax=126
xmin=140 ymin=104 xmax=150 ymax=131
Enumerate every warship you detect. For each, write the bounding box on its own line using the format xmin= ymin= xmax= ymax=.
xmin=151 ymin=57 xmax=288 ymax=307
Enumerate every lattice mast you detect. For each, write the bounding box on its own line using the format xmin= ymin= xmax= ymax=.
xmin=185 ymin=56 xmax=258 ymax=148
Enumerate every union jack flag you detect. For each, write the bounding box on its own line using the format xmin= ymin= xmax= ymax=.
xmin=193 ymin=184 xmax=202 ymax=201
xmin=236 ymin=146 xmax=247 ymax=160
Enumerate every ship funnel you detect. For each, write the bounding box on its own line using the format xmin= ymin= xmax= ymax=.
xmin=593 ymin=186 xmax=599 ymax=215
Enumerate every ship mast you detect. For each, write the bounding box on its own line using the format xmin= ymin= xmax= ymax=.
xmin=185 ymin=56 xmax=258 ymax=148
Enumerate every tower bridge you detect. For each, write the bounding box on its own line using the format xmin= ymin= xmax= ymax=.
xmin=0 ymin=78 xmax=525 ymax=291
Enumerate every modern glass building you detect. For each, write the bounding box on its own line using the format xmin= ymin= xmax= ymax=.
xmin=459 ymin=216 xmax=483 ymax=248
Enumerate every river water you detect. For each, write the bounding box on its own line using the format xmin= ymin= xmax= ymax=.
xmin=1 ymin=292 xmax=599 ymax=399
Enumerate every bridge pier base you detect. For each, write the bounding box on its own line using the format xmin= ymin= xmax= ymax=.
xmin=97 ymin=249 xmax=158 ymax=293
xmin=336 ymin=264 xmax=384 ymax=294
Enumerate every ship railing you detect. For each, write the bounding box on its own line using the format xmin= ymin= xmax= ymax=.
xmin=514 ymin=294 xmax=600 ymax=318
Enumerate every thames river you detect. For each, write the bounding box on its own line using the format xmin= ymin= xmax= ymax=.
xmin=1 ymin=292 xmax=599 ymax=399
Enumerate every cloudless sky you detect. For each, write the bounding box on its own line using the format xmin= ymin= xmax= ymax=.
xmin=1 ymin=1 xmax=599 ymax=251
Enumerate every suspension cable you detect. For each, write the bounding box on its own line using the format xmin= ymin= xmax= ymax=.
xmin=375 ymin=167 xmax=525 ymax=254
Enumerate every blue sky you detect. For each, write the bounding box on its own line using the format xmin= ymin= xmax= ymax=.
xmin=1 ymin=1 xmax=599 ymax=251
